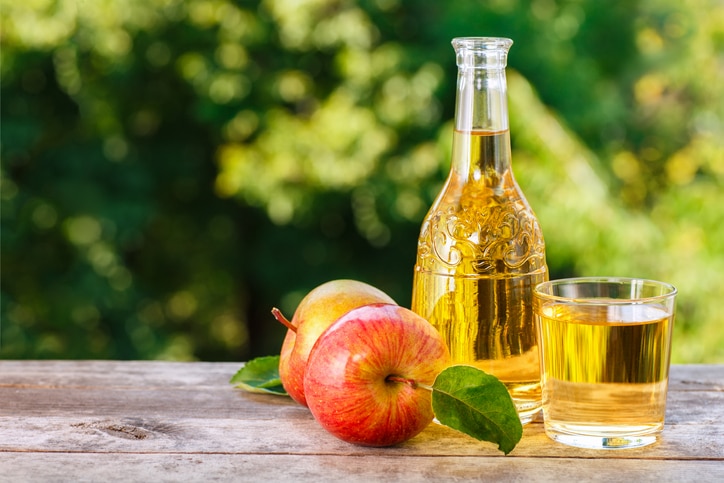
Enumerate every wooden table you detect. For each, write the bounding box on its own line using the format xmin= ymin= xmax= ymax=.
xmin=1 ymin=361 xmax=722 ymax=482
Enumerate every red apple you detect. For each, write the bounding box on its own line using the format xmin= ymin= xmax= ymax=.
xmin=275 ymin=280 xmax=396 ymax=406
xmin=303 ymin=303 xmax=451 ymax=447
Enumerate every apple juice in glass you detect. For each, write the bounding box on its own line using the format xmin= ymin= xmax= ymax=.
xmin=534 ymin=278 xmax=676 ymax=449
xmin=411 ymin=37 xmax=548 ymax=424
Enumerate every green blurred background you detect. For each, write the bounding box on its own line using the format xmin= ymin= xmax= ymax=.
xmin=2 ymin=0 xmax=722 ymax=363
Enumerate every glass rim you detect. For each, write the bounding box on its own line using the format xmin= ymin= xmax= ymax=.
xmin=534 ymin=276 xmax=677 ymax=305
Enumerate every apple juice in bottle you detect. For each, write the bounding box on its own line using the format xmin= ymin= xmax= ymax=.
xmin=411 ymin=37 xmax=548 ymax=424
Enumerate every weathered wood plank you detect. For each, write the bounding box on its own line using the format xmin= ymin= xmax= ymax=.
xmin=1 ymin=363 xmax=722 ymax=459
xmin=0 ymin=361 xmax=721 ymax=482
xmin=0 ymin=453 xmax=722 ymax=483
xmin=2 ymin=382 xmax=721 ymax=422
xmin=0 ymin=360 xmax=239 ymax=388
xmin=2 ymin=361 xmax=723 ymax=389
xmin=1 ymin=408 xmax=722 ymax=459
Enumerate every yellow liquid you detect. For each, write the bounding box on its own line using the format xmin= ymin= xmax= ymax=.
xmin=412 ymin=130 xmax=547 ymax=424
xmin=412 ymin=270 xmax=547 ymax=422
xmin=537 ymin=303 xmax=674 ymax=447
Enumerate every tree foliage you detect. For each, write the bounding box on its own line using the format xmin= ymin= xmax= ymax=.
xmin=2 ymin=0 xmax=722 ymax=362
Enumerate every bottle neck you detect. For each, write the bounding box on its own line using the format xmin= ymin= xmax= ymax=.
xmin=451 ymin=66 xmax=512 ymax=183
xmin=452 ymin=37 xmax=512 ymax=133
xmin=454 ymin=67 xmax=509 ymax=132
xmin=450 ymin=38 xmax=513 ymax=182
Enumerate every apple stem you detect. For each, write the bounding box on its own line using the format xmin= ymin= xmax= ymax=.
xmin=271 ymin=307 xmax=296 ymax=333
xmin=385 ymin=375 xmax=433 ymax=392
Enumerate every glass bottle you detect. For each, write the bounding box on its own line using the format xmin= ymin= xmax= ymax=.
xmin=411 ymin=37 xmax=548 ymax=424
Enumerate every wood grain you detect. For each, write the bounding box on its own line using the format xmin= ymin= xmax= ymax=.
xmin=1 ymin=453 xmax=723 ymax=483
xmin=1 ymin=361 xmax=722 ymax=482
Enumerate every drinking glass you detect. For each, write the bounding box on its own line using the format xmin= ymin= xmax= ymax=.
xmin=534 ymin=277 xmax=677 ymax=449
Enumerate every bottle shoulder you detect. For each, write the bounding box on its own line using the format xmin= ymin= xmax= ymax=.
xmin=430 ymin=169 xmax=535 ymax=219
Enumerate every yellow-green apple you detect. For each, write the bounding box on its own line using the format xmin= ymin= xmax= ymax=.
xmin=274 ymin=280 xmax=396 ymax=406
xmin=303 ymin=303 xmax=451 ymax=447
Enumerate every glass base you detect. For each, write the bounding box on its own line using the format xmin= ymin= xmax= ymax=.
xmin=517 ymin=405 xmax=542 ymax=426
xmin=544 ymin=423 xmax=661 ymax=449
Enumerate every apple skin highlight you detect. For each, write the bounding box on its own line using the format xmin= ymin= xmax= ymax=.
xmin=304 ymin=303 xmax=451 ymax=447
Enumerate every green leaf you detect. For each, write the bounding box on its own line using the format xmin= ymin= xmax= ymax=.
xmin=230 ymin=355 xmax=288 ymax=396
xmin=432 ymin=365 xmax=523 ymax=455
